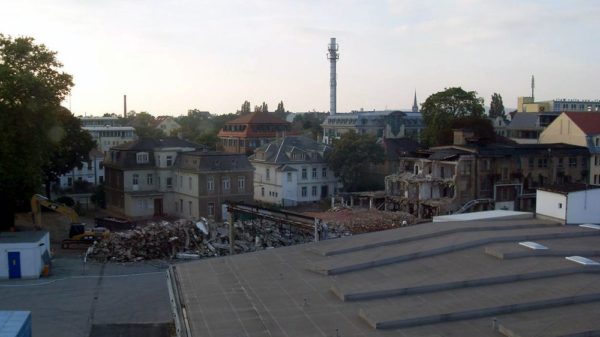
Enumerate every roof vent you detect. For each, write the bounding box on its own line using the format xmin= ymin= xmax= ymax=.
xmin=579 ymin=224 xmax=600 ymax=230
xmin=566 ymin=256 xmax=600 ymax=266
xmin=519 ymin=241 xmax=548 ymax=250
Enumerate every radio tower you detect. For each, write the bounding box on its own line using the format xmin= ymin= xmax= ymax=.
xmin=327 ymin=38 xmax=339 ymax=115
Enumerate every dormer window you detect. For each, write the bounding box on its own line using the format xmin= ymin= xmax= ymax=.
xmin=136 ymin=152 xmax=149 ymax=164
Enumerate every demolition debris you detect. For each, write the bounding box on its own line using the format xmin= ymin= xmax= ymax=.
xmin=88 ymin=218 xmax=315 ymax=262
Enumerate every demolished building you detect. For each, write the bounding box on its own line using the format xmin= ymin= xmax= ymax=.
xmin=385 ymin=130 xmax=589 ymax=218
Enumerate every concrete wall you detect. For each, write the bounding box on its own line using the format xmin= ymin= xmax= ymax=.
xmin=539 ymin=114 xmax=586 ymax=147
xmin=536 ymin=190 xmax=567 ymax=222
xmin=566 ymin=189 xmax=600 ymax=224
xmin=0 ymin=233 xmax=49 ymax=279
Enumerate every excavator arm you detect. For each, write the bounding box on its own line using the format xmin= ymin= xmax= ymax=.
xmin=31 ymin=194 xmax=81 ymax=227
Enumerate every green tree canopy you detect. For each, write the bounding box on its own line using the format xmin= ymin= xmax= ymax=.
xmin=42 ymin=106 xmax=95 ymax=197
xmin=292 ymin=112 xmax=326 ymax=139
xmin=240 ymin=100 xmax=251 ymax=115
xmin=489 ymin=93 xmax=505 ymax=118
xmin=420 ymin=87 xmax=485 ymax=146
xmin=126 ymin=111 xmax=165 ymax=138
xmin=326 ymin=131 xmax=384 ymax=192
xmin=0 ymin=34 xmax=73 ymax=229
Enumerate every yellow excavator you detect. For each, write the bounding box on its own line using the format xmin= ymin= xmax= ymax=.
xmin=31 ymin=194 xmax=110 ymax=248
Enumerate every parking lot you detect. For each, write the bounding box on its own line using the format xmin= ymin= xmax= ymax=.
xmin=0 ymin=255 xmax=173 ymax=337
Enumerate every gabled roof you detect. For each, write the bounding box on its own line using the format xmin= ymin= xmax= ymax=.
xmin=564 ymin=112 xmax=600 ymax=135
xmin=507 ymin=113 xmax=543 ymax=130
xmin=250 ymin=136 xmax=330 ymax=164
xmin=226 ymin=111 xmax=290 ymax=125
xmin=179 ymin=151 xmax=253 ymax=171
xmin=111 ymin=137 xmax=201 ymax=151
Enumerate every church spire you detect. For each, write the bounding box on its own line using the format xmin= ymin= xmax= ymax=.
xmin=412 ymin=91 xmax=419 ymax=113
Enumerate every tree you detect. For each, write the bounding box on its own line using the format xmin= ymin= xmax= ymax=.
xmin=292 ymin=112 xmax=326 ymax=139
xmin=41 ymin=106 xmax=95 ymax=197
xmin=274 ymin=100 xmax=287 ymax=119
xmin=254 ymin=102 xmax=268 ymax=113
xmin=0 ymin=35 xmax=73 ymax=230
xmin=326 ymin=131 xmax=385 ymax=192
xmin=450 ymin=115 xmax=496 ymax=143
xmin=240 ymin=100 xmax=251 ymax=115
xmin=128 ymin=111 xmax=165 ymax=138
xmin=420 ymin=87 xmax=485 ymax=146
xmin=489 ymin=93 xmax=505 ymax=118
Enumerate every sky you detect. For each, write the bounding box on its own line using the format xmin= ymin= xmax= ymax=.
xmin=1 ymin=0 xmax=599 ymax=116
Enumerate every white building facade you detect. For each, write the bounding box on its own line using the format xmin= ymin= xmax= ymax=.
xmin=251 ymin=136 xmax=339 ymax=207
xmin=536 ymin=185 xmax=600 ymax=224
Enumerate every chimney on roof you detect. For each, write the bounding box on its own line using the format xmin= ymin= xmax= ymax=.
xmin=124 ymin=94 xmax=127 ymax=118
xmin=453 ymin=129 xmax=475 ymax=146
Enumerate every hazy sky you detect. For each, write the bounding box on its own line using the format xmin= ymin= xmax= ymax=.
xmin=2 ymin=0 xmax=599 ymax=116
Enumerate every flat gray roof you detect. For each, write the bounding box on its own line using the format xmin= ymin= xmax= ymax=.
xmin=174 ymin=218 xmax=600 ymax=336
xmin=0 ymin=231 xmax=48 ymax=244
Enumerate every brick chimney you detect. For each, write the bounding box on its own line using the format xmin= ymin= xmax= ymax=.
xmin=453 ymin=129 xmax=475 ymax=146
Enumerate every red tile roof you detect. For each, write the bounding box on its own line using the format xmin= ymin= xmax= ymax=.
xmin=565 ymin=111 xmax=600 ymax=135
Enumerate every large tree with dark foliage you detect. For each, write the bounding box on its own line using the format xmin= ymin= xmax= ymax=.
xmin=421 ymin=87 xmax=485 ymax=146
xmin=41 ymin=106 xmax=95 ymax=197
xmin=326 ymin=131 xmax=384 ymax=192
xmin=0 ymin=35 xmax=73 ymax=230
xmin=489 ymin=93 xmax=505 ymax=118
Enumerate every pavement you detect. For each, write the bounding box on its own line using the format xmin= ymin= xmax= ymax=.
xmin=0 ymin=255 xmax=174 ymax=337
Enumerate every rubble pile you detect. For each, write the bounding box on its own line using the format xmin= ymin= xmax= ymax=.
xmin=307 ymin=208 xmax=415 ymax=234
xmin=88 ymin=219 xmax=315 ymax=262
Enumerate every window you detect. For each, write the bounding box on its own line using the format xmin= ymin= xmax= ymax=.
xmin=136 ymin=152 xmax=149 ymax=164
xmin=538 ymin=158 xmax=548 ymax=168
xmin=261 ymin=187 xmax=265 ymax=196
xmin=312 ymin=168 xmax=317 ymax=179
xmin=238 ymin=176 xmax=245 ymax=191
xmin=132 ymin=174 xmax=139 ymax=185
xmin=460 ymin=163 xmax=471 ymax=176
xmin=528 ymin=157 xmax=534 ymax=169
xmin=223 ymin=177 xmax=230 ymax=190
xmin=558 ymin=202 xmax=563 ymax=209
xmin=312 ymin=186 xmax=317 ymax=196
xmin=67 ymin=177 xmax=73 ymax=186
xmin=179 ymin=199 xmax=183 ymax=213
xmin=287 ymin=172 xmax=292 ymax=182
xmin=157 ymin=176 xmax=160 ymax=188
xmin=322 ymin=168 xmax=327 ymax=178
xmin=189 ymin=201 xmax=192 ymax=216
xmin=188 ymin=177 xmax=192 ymax=190
xmin=166 ymin=155 xmax=173 ymax=166
xmin=557 ymin=157 xmax=563 ymax=168
xmin=208 ymin=203 xmax=214 ymax=217
xmin=302 ymin=168 xmax=307 ymax=180
xmin=266 ymin=168 xmax=270 ymax=181
xmin=207 ymin=176 xmax=214 ymax=191
xmin=569 ymin=157 xmax=577 ymax=167
xmin=301 ymin=186 xmax=307 ymax=197
xmin=166 ymin=177 xmax=173 ymax=188
xmin=147 ymin=174 xmax=153 ymax=185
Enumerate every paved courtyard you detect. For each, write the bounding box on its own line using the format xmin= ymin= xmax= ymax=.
xmin=0 ymin=256 xmax=173 ymax=337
